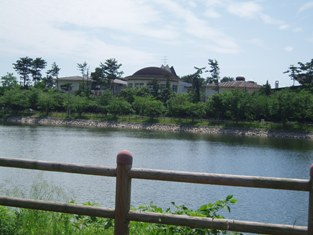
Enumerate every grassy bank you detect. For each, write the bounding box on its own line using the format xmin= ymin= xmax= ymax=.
xmin=0 ymin=198 xmax=239 ymax=235
xmin=0 ymin=178 xmax=240 ymax=234
xmin=2 ymin=111 xmax=313 ymax=134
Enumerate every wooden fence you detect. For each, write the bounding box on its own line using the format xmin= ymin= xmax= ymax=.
xmin=0 ymin=150 xmax=312 ymax=235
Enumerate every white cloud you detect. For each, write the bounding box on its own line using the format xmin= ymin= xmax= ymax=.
xmin=259 ymin=13 xmax=284 ymax=26
xmin=284 ymin=46 xmax=294 ymax=52
xmin=0 ymin=0 xmax=165 ymax=77
xmin=227 ymin=1 xmax=262 ymax=18
xmin=1 ymin=0 xmax=309 ymax=82
xmin=0 ymin=0 xmax=179 ymax=46
xmin=247 ymin=38 xmax=269 ymax=50
xmin=204 ymin=9 xmax=221 ymax=18
xmin=204 ymin=0 xmax=223 ymax=18
xmin=279 ymin=24 xmax=290 ymax=30
xmin=293 ymin=27 xmax=303 ymax=33
xmin=298 ymin=1 xmax=313 ymax=13
xmin=225 ymin=1 xmax=288 ymax=30
xmin=153 ymin=0 xmax=240 ymax=53
xmin=306 ymin=34 xmax=313 ymax=43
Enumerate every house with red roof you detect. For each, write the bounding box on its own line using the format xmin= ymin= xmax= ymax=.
xmin=205 ymin=76 xmax=261 ymax=98
xmin=125 ymin=65 xmax=191 ymax=94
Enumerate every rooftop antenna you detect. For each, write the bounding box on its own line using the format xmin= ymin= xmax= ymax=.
xmin=163 ymin=56 xmax=167 ymax=65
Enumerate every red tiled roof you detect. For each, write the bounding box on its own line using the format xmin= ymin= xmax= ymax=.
xmin=127 ymin=66 xmax=179 ymax=81
xmin=58 ymin=76 xmax=84 ymax=81
xmin=208 ymin=81 xmax=261 ymax=89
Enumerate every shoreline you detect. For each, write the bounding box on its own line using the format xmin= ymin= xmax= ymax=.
xmin=2 ymin=116 xmax=313 ymax=140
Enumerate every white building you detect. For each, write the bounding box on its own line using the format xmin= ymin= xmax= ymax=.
xmin=205 ymin=76 xmax=261 ymax=99
xmin=56 ymin=76 xmax=127 ymax=95
xmin=125 ymin=65 xmax=191 ymax=94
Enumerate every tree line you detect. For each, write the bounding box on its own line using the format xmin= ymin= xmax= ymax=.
xmin=1 ymin=84 xmax=313 ymax=123
xmin=1 ymin=57 xmax=313 ymax=124
xmin=3 ymin=57 xmax=124 ymax=92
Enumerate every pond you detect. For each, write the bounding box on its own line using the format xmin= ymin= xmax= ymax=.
xmin=0 ymin=124 xmax=312 ymax=227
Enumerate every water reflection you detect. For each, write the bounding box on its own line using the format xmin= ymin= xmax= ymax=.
xmin=0 ymin=124 xmax=312 ymax=226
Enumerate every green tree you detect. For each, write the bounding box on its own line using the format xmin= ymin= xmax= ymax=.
xmin=91 ymin=59 xmax=123 ymax=94
xmin=259 ymin=80 xmax=271 ymax=96
xmin=31 ymin=58 xmax=47 ymax=84
xmin=185 ymin=102 xmax=206 ymax=121
xmin=77 ymin=61 xmax=89 ymax=93
xmin=207 ymin=59 xmax=220 ymax=93
xmin=0 ymin=88 xmax=30 ymax=111
xmin=190 ymin=67 xmax=206 ymax=102
xmin=46 ymin=62 xmax=60 ymax=88
xmin=13 ymin=57 xmax=33 ymax=87
xmin=67 ymin=95 xmax=89 ymax=117
xmin=77 ymin=62 xmax=89 ymax=78
xmin=0 ymin=73 xmax=18 ymax=88
xmin=167 ymin=94 xmax=192 ymax=118
xmin=50 ymin=91 xmax=67 ymax=112
xmin=285 ymin=59 xmax=313 ymax=86
xmin=284 ymin=64 xmax=298 ymax=86
xmin=132 ymin=96 xmax=165 ymax=118
xmin=101 ymin=58 xmax=123 ymax=94
xmin=147 ymin=79 xmax=160 ymax=98
xmin=96 ymin=91 xmax=114 ymax=106
xmin=38 ymin=90 xmax=57 ymax=115
xmin=105 ymin=98 xmax=133 ymax=117
xmin=220 ymin=76 xmax=234 ymax=83
xmin=25 ymin=87 xmax=41 ymax=110
xmin=296 ymin=90 xmax=313 ymax=122
xmin=268 ymin=89 xmax=313 ymax=123
xmin=228 ymin=91 xmax=254 ymax=121
xmin=159 ymin=78 xmax=173 ymax=105
xmin=270 ymin=89 xmax=296 ymax=123
xmin=90 ymin=67 xmax=105 ymax=90
xmin=180 ymin=74 xmax=193 ymax=83
xmin=118 ymin=87 xmax=150 ymax=104
xmin=207 ymin=94 xmax=226 ymax=120
xmin=297 ymin=59 xmax=313 ymax=85
xmin=251 ymin=94 xmax=271 ymax=121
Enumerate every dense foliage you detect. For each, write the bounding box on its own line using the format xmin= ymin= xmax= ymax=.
xmin=0 ymin=196 xmax=239 ymax=235
xmin=1 ymin=84 xmax=313 ymax=124
xmin=285 ymin=59 xmax=313 ymax=86
xmin=2 ymin=57 xmax=313 ymax=124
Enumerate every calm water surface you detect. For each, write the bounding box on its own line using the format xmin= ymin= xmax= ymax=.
xmin=0 ymin=124 xmax=312 ymax=227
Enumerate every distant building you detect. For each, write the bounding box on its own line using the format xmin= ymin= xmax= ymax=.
xmin=125 ymin=65 xmax=191 ymax=94
xmin=57 ymin=76 xmax=84 ymax=92
xmin=205 ymin=76 xmax=261 ymax=98
xmin=56 ymin=76 xmax=127 ymax=95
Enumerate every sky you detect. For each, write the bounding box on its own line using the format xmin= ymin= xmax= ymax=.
xmin=1 ymin=0 xmax=313 ymax=88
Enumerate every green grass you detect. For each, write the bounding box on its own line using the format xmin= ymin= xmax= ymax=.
xmin=0 ymin=198 xmax=240 ymax=235
xmin=0 ymin=179 xmax=240 ymax=234
xmin=2 ymin=111 xmax=313 ymax=133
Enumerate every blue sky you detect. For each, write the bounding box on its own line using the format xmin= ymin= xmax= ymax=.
xmin=1 ymin=0 xmax=313 ymax=87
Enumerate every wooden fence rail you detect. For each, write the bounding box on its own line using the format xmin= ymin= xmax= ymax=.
xmin=0 ymin=150 xmax=312 ymax=235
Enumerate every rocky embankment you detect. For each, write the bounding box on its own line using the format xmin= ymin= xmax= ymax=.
xmin=3 ymin=116 xmax=313 ymax=140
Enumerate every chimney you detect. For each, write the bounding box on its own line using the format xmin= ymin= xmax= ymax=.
xmin=236 ymin=76 xmax=245 ymax=81
xmin=275 ymin=80 xmax=279 ymax=89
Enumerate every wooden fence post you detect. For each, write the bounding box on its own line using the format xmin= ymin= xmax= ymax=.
xmin=308 ymin=164 xmax=313 ymax=235
xmin=115 ymin=150 xmax=133 ymax=235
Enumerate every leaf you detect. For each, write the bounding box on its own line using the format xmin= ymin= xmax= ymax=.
xmin=199 ymin=204 xmax=208 ymax=211
xmin=230 ymin=198 xmax=238 ymax=204
xmin=226 ymin=195 xmax=233 ymax=201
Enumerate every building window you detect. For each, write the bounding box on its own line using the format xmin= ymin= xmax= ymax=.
xmin=147 ymin=84 xmax=153 ymax=91
xmin=172 ymin=85 xmax=177 ymax=92
xmin=160 ymin=84 xmax=166 ymax=90
xmin=135 ymin=83 xmax=144 ymax=87
xmin=128 ymin=83 xmax=133 ymax=88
